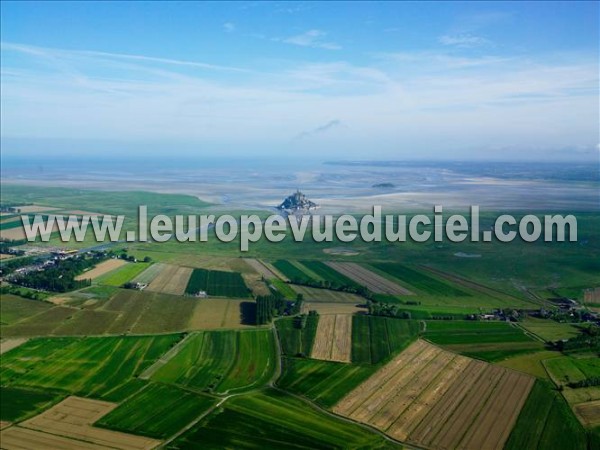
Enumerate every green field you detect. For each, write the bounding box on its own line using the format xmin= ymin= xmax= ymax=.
xmin=290 ymin=285 xmax=364 ymax=303
xmin=371 ymin=263 xmax=470 ymax=297
xmin=505 ymin=380 xmax=588 ymax=450
xmin=167 ymin=389 xmax=397 ymax=449
xmin=0 ymin=386 xmax=63 ymax=422
xmin=352 ymin=315 xmax=420 ymax=364
xmin=277 ymin=358 xmax=376 ymax=408
xmin=545 ymin=356 xmax=600 ymax=386
xmin=520 ymin=317 xmax=582 ymax=341
xmin=0 ymin=294 xmax=53 ymax=326
xmin=1 ymin=335 xmax=181 ymax=401
xmin=498 ymin=350 xmax=562 ymax=379
xmin=152 ymin=329 xmax=276 ymax=394
xmin=423 ymin=320 xmax=543 ymax=361
xmin=96 ymin=383 xmax=216 ymax=438
xmin=0 ymin=185 xmax=212 ymax=217
xmin=269 ymin=278 xmax=297 ymax=299
xmin=300 ymin=260 xmax=361 ymax=288
xmin=94 ymin=262 xmax=151 ymax=286
xmin=185 ymin=268 xmax=250 ymax=297
xmin=276 ymin=315 xmax=318 ymax=357
xmin=272 ymin=260 xmax=315 ymax=282
xmin=1 ymin=289 xmax=199 ymax=337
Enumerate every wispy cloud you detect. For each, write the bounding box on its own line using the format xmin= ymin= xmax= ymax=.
xmin=439 ymin=34 xmax=490 ymax=48
xmin=1 ymin=42 xmax=250 ymax=73
xmin=223 ymin=22 xmax=236 ymax=33
xmin=1 ymin=41 xmax=597 ymax=160
xmin=294 ymin=119 xmax=343 ymax=141
xmin=282 ymin=29 xmax=341 ymax=50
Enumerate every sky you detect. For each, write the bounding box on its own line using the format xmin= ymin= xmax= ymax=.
xmin=1 ymin=1 xmax=598 ymax=161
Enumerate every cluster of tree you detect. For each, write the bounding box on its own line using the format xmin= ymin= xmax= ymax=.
xmin=554 ymin=327 xmax=600 ymax=353
xmin=255 ymin=292 xmax=288 ymax=325
xmin=0 ymin=255 xmax=38 ymax=275
xmin=0 ymin=203 xmax=28 ymax=213
xmin=568 ymin=376 xmax=600 ymax=389
xmin=12 ymin=254 xmax=107 ymax=292
xmin=366 ymin=301 xmax=412 ymax=319
xmin=0 ymin=239 xmax=27 ymax=255
xmin=293 ymin=311 xmax=318 ymax=330
xmin=0 ymin=285 xmax=48 ymax=301
xmin=289 ymin=293 xmax=304 ymax=315
xmin=255 ymin=291 xmax=307 ymax=325
xmin=117 ymin=249 xmax=151 ymax=263
xmin=287 ymin=277 xmax=373 ymax=298
xmin=540 ymin=307 xmax=592 ymax=323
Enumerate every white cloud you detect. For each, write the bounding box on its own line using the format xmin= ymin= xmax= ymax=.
xmin=1 ymin=42 xmax=597 ymax=161
xmin=282 ymin=29 xmax=341 ymax=50
xmin=223 ymin=22 xmax=235 ymax=33
xmin=439 ymin=34 xmax=490 ymax=48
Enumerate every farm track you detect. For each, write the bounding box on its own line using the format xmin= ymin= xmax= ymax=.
xmin=139 ymin=333 xmax=194 ymax=380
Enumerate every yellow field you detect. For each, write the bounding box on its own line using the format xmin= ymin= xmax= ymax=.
xmin=302 ymin=302 xmax=367 ymax=315
xmin=325 ymin=262 xmax=413 ymax=295
xmin=311 ymin=314 xmax=352 ymax=363
xmin=0 ymin=338 xmax=28 ymax=355
xmin=574 ymin=400 xmax=600 ymax=427
xmin=188 ymin=298 xmax=253 ymax=329
xmin=584 ymin=287 xmax=600 ymax=303
xmin=146 ymin=264 xmax=193 ymax=295
xmin=1 ymin=396 xmax=160 ymax=450
xmin=75 ymin=259 xmax=128 ymax=281
xmin=243 ymin=258 xmax=278 ymax=279
xmin=334 ymin=340 xmax=534 ymax=450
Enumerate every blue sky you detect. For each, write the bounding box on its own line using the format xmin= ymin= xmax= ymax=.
xmin=1 ymin=1 xmax=598 ymax=161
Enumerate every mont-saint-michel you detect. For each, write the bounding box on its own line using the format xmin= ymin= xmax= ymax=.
xmin=277 ymin=190 xmax=319 ymax=213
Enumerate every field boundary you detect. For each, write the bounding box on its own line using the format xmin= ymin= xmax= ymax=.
xmin=139 ymin=333 xmax=194 ymax=380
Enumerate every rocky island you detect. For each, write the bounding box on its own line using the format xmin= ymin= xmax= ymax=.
xmin=277 ymin=190 xmax=319 ymax=214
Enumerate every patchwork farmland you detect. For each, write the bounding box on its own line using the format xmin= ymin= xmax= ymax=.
xmin=291 ymin=284 xmax=363 ymax=303
xmin=311 ymin=314 xmax=352 ymax=363
xmin=334 ymin=340 xmax=535 ymax=450
xmin=271 ymin=259 xmax=361 ymax=290
xmin=97 ymin=383 xmax=216 ymax=439
xmin=132 ymin=263 xmax=165 ymax=285
xmin=1 ymin=396 xmax=160 ymax=450
xmin=151 ymin=329 xmax=276 ymax=393
xmin=75 ymin=259 xmax=128 ymax=281
xmin=1 ymin=335 xmax=180 ymax=401
xmin=352 ymin=315 xmax=420 ymax=364
xmin=243 ymin=258 xmax=278 ymax=280
xmin=573 ymin=400 xmax=600 ymax=427
xmin=325 ymin=262 xmax=413 ymax=295
xmin=423 ymin=320 xmax=543 ymax=361
xmin=1 ymin=290 xmax=252 ymax=337
xmin=147 ymin=264 xmax=193 ymax=295
xmin=185 ymin=268 xmax=250 ymax=298
xmin=278 ymin=358 xmax=376 ymax=408
xmin=371 ymin=262 xmax=470 ymax=296
xmin=95 ymin=262 xmax=151 ymax=287
xmin=167 ymin=389 xmax=392 ymax=449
